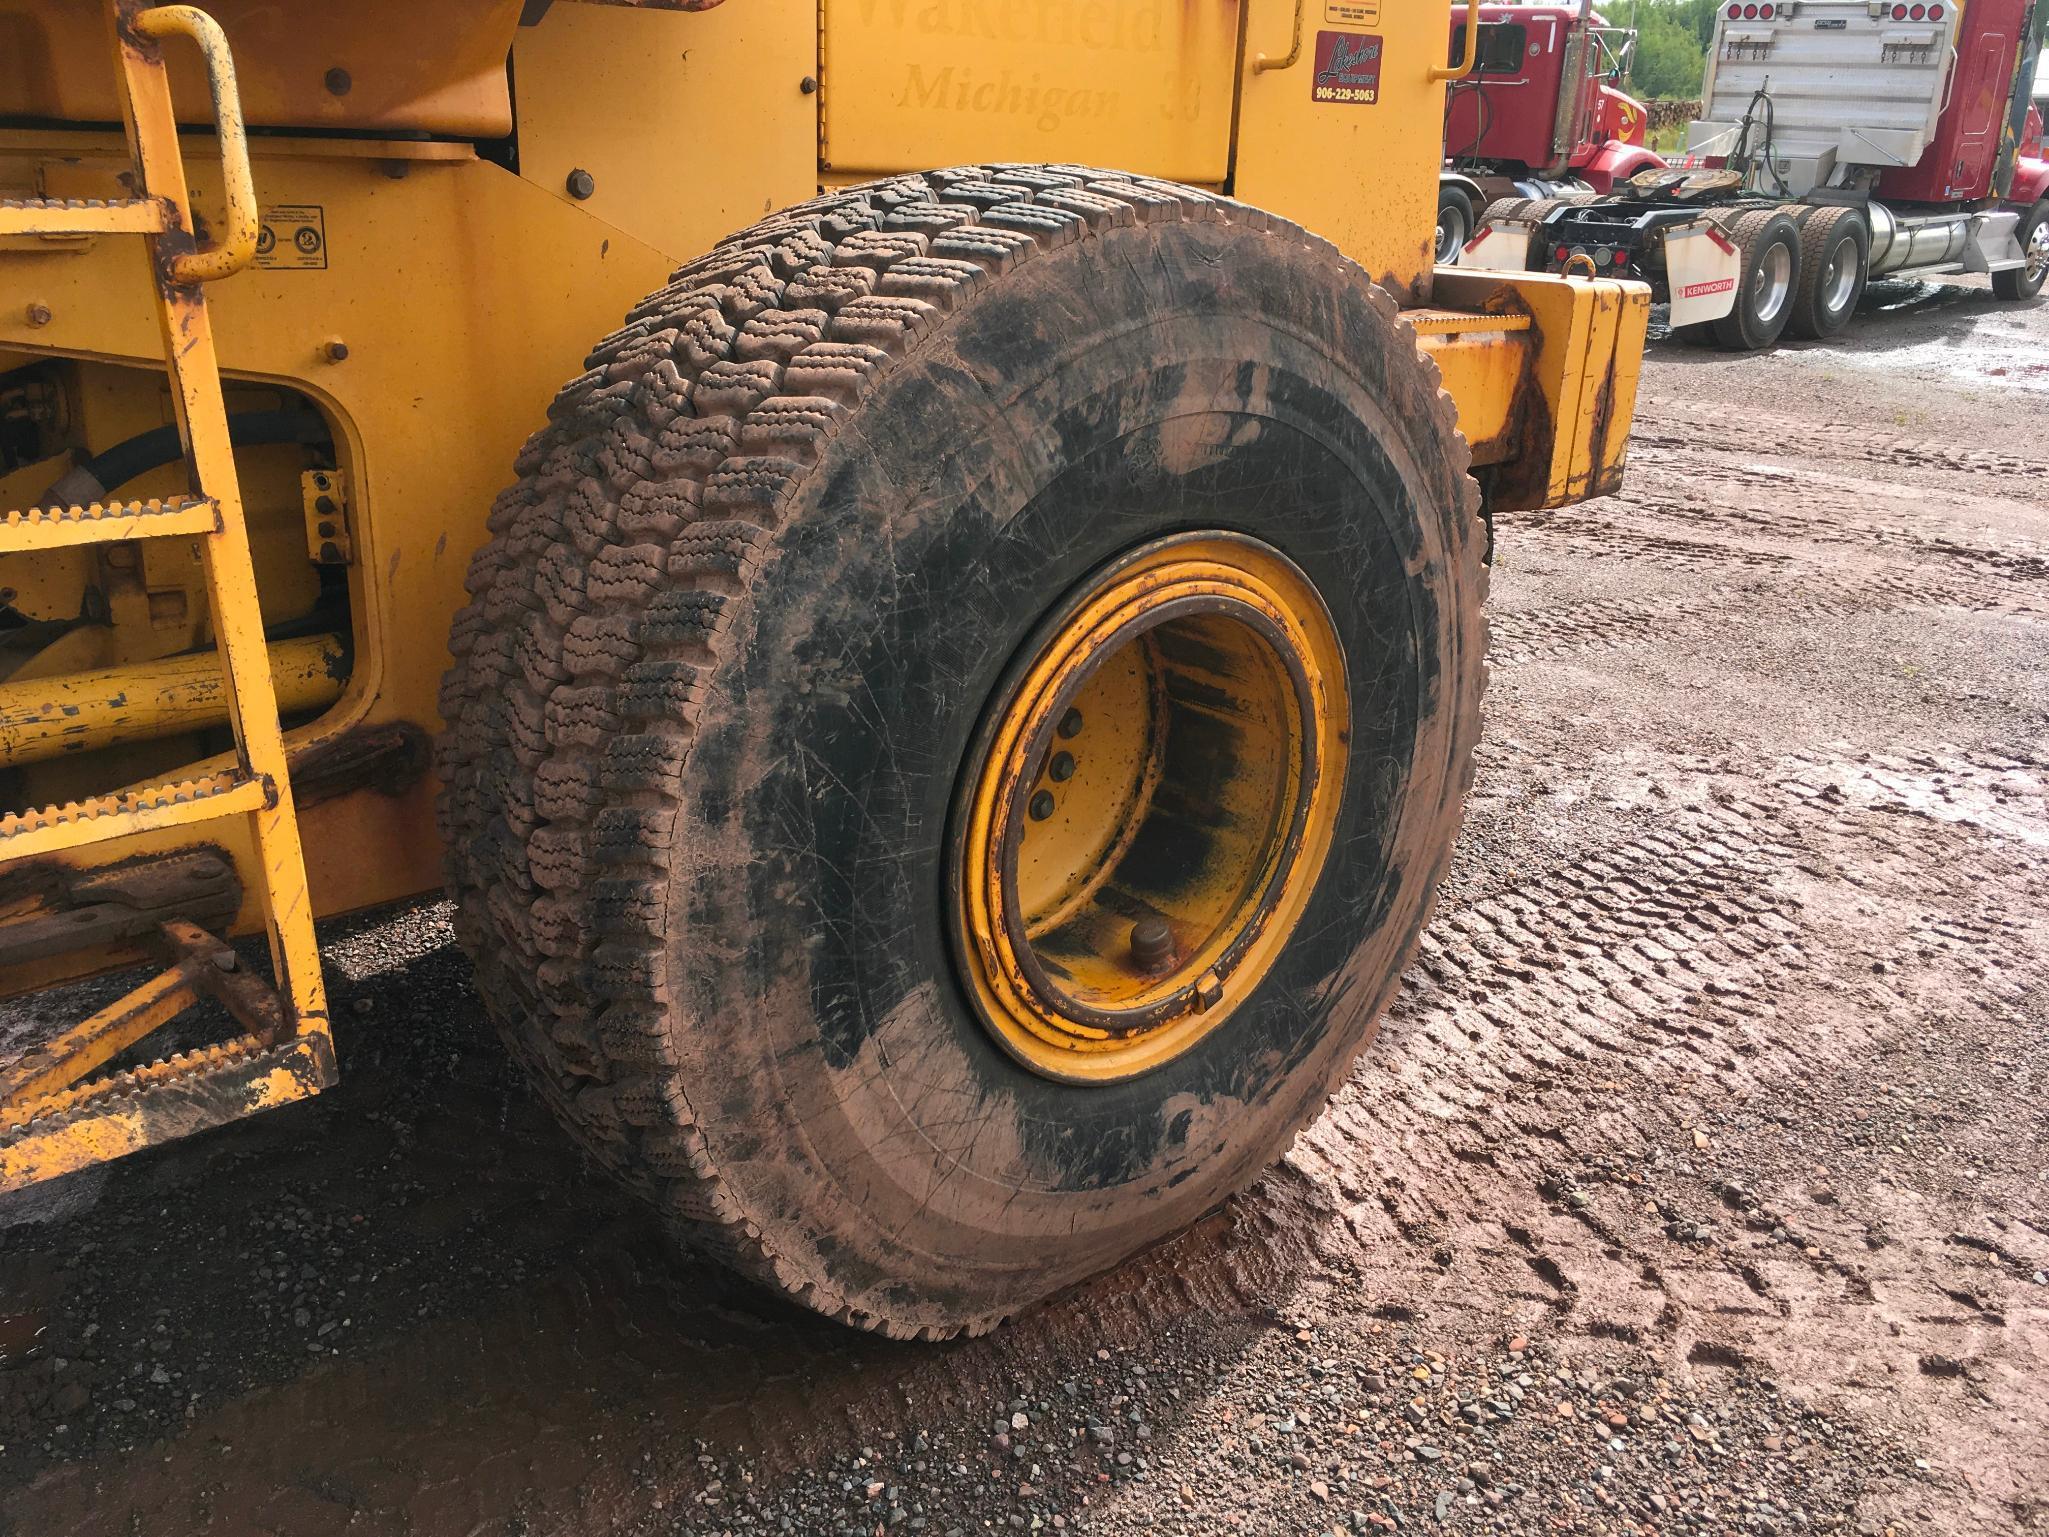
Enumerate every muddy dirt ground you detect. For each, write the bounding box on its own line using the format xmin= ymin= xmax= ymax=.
xmin=3 ymin=275 xmax=2046 ymax=1537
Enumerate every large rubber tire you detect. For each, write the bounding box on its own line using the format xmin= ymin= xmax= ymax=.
xmin=1991 ymin=198 xmax=2049 ymax=300
xmin=1710 ymin=208 xmax=1803 ymax=352
xmin=437 ymin=166 xmax=1486 ymax=1339
xmin=1437 ymin=183 xmax=1475 ymax=264
xmin=1786 ymin=206 xmax=1868 ymax=341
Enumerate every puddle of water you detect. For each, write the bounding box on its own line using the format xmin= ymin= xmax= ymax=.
xmin=0 ymin=1310 xmax=47 ymax=1367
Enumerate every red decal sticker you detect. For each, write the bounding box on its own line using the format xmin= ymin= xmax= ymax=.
xmin=1680 ymin=277 xmax=1737 ymax=298
xmin=1312 ymin=31 xmax=1382 ymax=104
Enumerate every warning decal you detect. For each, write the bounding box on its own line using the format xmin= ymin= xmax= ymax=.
xmin=1311 ymin=31 xmax=1382 ymax=105
xmin=255 ymin=205 xmax=327 ymax=271
xmin=1325 ymin=1 xmax=1382 ymax=25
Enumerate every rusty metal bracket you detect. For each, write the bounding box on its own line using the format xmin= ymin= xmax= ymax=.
xmin=0 ymin=850 xmax=240 ymax=971
xmin=301 ymin=468 xmax=351 ymax=563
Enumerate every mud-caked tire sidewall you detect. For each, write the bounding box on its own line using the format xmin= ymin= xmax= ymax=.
xmin=675 ymin=222 xmax=1479 ymax=1332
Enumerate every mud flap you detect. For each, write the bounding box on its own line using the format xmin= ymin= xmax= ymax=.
xmin=1461 ymin=222 xmax=1534 ymax=272
xmin=1666 ymin=221 xmax=1742 ymax=327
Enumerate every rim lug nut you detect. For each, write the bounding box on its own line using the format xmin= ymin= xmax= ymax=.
xmin=1029 ymin=790 xmax=1057 ymax=821
xmin=1048 ymin=751 xmax=1076 ymax=783
xmin=1058 ymin=708 xmax=1084 ymax=738
xmin=1130 ymin=916 xmax=1175 ymax=972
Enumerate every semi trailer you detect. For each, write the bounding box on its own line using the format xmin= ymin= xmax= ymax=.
xmin=1437 ymin=2 xmax=1667 ymax=261
xmin=1469 ymin=0 xmax=2049 ymax=348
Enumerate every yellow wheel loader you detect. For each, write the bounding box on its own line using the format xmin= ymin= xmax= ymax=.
xmin=0 ymin=0 xmax=1647 ymax=1336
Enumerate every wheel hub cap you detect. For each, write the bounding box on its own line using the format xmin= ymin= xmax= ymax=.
xmin=1754 ymin=240 xmax=1793 ymax=322
xmin=951 ymin=533 xmax=1349 ymax=1083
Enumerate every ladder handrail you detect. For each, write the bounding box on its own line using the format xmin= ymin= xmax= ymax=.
xmin=129 ymin=4 xmax=259 ymax=284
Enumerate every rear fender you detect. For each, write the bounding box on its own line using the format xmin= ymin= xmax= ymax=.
xmin=1579 ymin=140 xmax=1667 ymax=194
xmin=2007 ymin=155 xmax=2049 ymax=209
xmin=1440 ymin=170 xmax=1489 ymax=209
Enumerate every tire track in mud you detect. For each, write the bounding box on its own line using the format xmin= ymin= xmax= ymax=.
xmin=1487 ymin=566 xmax=2041 ymax=665
xmin=1493 ymin=482 xmax=2047 ymax=666
xmin=1631 ymin=404 xmax=2049 ymax=487
xmin=1620 ymin=459 xmax=2049 ymax=564
xmin=1271 ymin=742 xmax=2049 ymax=1385
xmin=1485 ymin=596 xmax=1725 ymax=664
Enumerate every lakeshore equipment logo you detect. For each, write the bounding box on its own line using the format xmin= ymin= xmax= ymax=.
xmin=1312 ymin=31 xmax=1383 ymax=104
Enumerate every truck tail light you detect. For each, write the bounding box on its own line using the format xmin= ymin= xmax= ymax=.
xmin=1555 ymin=245 xmax=1572 ymax=262
xmin=1726 ymin=3 xmax=1740 ymax=14
xmin=1927 ymin=3 xmax=1943 ymax=15
xmin=1741 ymin=3 xmax=1757 ymax=16
xmin=1908 ymin=4 xmax=1924 ymax=17
xmin=1759 ymin=4 xmax=1774 ymax=17
xmin=1890 ymin=3 xmax=1907 ymax=16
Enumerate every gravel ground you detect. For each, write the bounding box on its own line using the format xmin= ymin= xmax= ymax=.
xmin=2 ymin=272 xmax=2046 ymax=1537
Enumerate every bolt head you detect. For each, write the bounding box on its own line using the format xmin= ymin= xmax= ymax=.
xmin=1057 ymin=708 xmax=1084 ymax=739
xmin=324 ymin=66 xmax=352 ymax=96
xmin=1048 ymin=751 xmax=1076 ymax=783
xmin=1028 ymin=789 xmax=1057 ymax=821
xmin=1130 ymin=916 xmax=1175 ymax=972
xmin=322 ymin=339 xmax=349 ymax=363
xmin=566 ymin=168 xmax=597 ymax=200
xmin=24 ymin=303 xmax=52 ymax=328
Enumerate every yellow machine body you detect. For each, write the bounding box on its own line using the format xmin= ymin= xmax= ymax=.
xmin=0 ymin=0 xmax=1646 ymax=1183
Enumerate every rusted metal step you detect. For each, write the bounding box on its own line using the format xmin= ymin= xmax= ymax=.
xmin=0 ymin=495 xmax=221 ymax=552
xmin=0 ymin=771 xmax=270 ymax=862
xmin=0 ymin=194 xmax=170 ymax=237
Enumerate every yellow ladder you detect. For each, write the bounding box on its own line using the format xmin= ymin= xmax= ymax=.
xmin=0 ymin=1 xmax=332 ymax=1190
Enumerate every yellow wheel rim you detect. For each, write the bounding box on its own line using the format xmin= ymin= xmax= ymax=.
xmin=951 ymin=533 xmax=1350 ymax=1084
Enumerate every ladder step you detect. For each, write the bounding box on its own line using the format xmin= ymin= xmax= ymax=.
xmin=0 ymin=496 xmax=221 ymax=553
xmin=0 ymin=1033 xmax=336 ymax=1194
xmin=0 ymin=195 xmax=170 ymax=238
xmin=0 ymin=771 xmax=271 ymax=863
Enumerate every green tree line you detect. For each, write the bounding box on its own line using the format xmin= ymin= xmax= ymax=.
xmin=1606 ymin=0 xmax=1718 ymax=98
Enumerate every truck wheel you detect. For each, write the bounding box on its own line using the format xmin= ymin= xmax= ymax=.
xmin=1437 ymin=184 xmax=1475 ymax=263
xmin=1710 ymin=208 xmax=1802 ymax=352
xmin=437 ymin=167 xmax=1486 ymax=1338
xmin=1992 ymin=198 xmax=2049 ymax=300
xmin=1786 ymin=207 xmax=1868 ymax=340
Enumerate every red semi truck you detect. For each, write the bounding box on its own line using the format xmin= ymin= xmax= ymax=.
xmin=1468 ymin=0 xmax=2049 ymax=349
xmin=1436 ymin=3 xmax=1667 ymax=259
